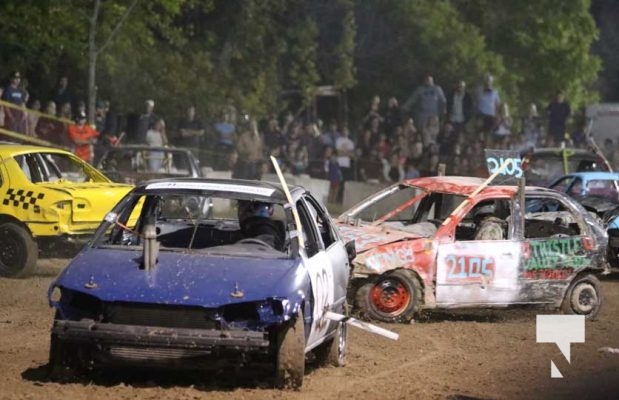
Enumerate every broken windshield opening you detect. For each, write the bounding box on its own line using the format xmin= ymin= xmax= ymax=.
xmin=93 ymin=192 xmax=291 ymax=258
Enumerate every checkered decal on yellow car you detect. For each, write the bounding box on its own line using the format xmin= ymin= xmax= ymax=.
xmin=3 ymin=188 xmax=45 ymax=213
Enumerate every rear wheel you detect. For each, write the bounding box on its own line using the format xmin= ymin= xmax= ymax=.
xmin=561 ymin=273 xmax=602 ymax=320
xmin=274 ymin=312 xmax=305 ymax=389
xmin=355 ymin=269 xmax=421 ymax=323
xmin=0 ymin=222 xmax=37 ymax=278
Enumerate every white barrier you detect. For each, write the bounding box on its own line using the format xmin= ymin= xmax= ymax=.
xmin=201 ymin=169 xmax=386 ymax=215
xmin=342 ymin=180 xmax=390 ymax=210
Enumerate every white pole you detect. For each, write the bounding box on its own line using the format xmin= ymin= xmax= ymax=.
xmin=270 ymin=156 xmax=305 ymax=248
xmin=325 ymin=311 xmax=399 ymax=341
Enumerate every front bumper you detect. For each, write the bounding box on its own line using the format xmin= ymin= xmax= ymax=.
xmin=52 ymin=319 xmax=269 ymax=351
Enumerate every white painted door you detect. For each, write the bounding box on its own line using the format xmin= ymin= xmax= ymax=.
xmin=436 ymin=240 xmax=521 ymax=306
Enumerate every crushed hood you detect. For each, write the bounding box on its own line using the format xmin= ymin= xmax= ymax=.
xmin=54 ymin=248 xmax=302 ymax=307
xmin=336 ymin=223 xmax=424 ymax=253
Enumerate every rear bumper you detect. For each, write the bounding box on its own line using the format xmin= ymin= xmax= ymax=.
xmin=52 ymin=319 xmax=269 ymax=351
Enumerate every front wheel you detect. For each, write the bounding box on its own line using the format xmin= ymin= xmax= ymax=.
xmin=561 ymin=273 xmax=602 ymax=320
xmin=355 ymin=269 xmax=421 ymax=323
xmin=0 ymin=222 xmax=37 ymax=278
xmin=313 ymin=320 xmax=347 ymax=367
xmin=274 ymin=312 xmax=306 ymax=389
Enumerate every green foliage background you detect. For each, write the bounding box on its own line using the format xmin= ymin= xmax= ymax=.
xmin=0 ymin=0 xmax=601 ymax=125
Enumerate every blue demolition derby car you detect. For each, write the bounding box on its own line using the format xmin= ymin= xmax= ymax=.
xmin=48 ymin=179 xmax=354 ymax=388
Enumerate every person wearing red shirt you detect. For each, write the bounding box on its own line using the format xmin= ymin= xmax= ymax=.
xmin=67 ymin=111 xmax=99 ymax=163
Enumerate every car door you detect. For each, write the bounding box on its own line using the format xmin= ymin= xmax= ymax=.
xmin=302 ymin=194 xmax=349 ymax=312
xmin=520 ymin=192 xmax=593 ymax=303
xmin=296 ymin=197 xmax=336 ymax=349
xmin=436 ymin=195 xmax=522 ymax=306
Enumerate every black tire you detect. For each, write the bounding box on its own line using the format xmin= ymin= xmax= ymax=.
xmin=0 ymin=222 xmax=37 ymax=278
xmin=561 ymin=273 xmax=602 ymax=320
xmin=313 ymin=320 xmax=347 ymax=367
xmin=274 ymin=312 xmax=306 ymax=389
xmin=355 ymin=269 xmax=421 ymax=323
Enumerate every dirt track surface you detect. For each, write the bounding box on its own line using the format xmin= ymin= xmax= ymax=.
xmin=2 ymin=259 xmax=619 ymax=400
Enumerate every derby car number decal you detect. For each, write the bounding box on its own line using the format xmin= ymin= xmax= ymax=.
xmin=306 ymin=253 xmax=335 ymax=344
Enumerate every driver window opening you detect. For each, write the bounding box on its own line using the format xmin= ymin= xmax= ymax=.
xmin=524 ymin=197 xmax=582 ymax=238
xmin=456 ymin=199 xmax=511 ymax=241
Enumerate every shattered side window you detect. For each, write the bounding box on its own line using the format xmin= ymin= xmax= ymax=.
xmin=354 ymin=185 xmax=423 ymax=223
xmin=524 ymin=196 xmax=582 ymax=238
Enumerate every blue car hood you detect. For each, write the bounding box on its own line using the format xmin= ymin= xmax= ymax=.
xmin=54 ymin=248 xmax=303 ymax=307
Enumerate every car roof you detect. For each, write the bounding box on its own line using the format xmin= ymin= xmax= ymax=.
xmin=560 ymin=171 xmax=619 ymax=180
xmin=0 ymin=144 xmax=69 ymax=154
xmin=133 ymin=178 xmax=302 ymax=202
xmin=404 ymin=175 xmax=548 ymax=197
xmin=102 ymin=145 xmax=192 ymax=153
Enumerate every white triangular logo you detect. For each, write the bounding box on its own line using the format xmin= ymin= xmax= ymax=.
xmin=551 ymin=360 xmax=563 ymax=378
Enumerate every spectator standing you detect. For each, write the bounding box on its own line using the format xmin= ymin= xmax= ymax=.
xmin=521 ymin=104 xmax=542 ymax=149
xmin=422 ymin=115 xmax=440 ymax=146
xmin=52 ymin=76 xmax=74 ymax=113
xmin=93 ymin=100 xmax=120 ymax=165
xmin=362 ymin=95 xmax=383 ymax=130
xmin=320 ymin=120 xmax=340 ymax=149
xmin=35 ymin=102 xmax=69 ymax=146
xmin=67 ymin=111 xmax=99 ymax=163
xmin=546 ymin=91 xmax=571 ymax=144
xmin=447 ymin=80 xmax=473 ymax=135
xmin=175 ymin=105 xmax=205 ymax=152
xmin=263 ymin=116 xmax=284 ymax=154
xmin=137 ymin=99 xmax=157 ymax=144
xmin=403 ymin=75 xmax=446 ymax=132
xmin=335 ymin=126 xmax=355 ymax=181
xmin=383 ymin=97 xmax=403 ymax=139
xmin=325 ymin=147 xmax=343 ymax=204
xmin=213 ymin=108 xmax=236 ymax=170
xmin=1 ymin=71 xmax=28 ymax=133
xmin=145 ymin=118 xmax=168 ymax=171
xmin=26 ymin=99 xmax=41 ymax=137
xmin=492 ymin=103 xmax=512 ymax=145
xmin=476 ymin=74 xmax=501 ymax=138
xmin=234 ymin=117 xmax=264 ymax=180
xmin=571 ymin=121 xmax=587 ymax=148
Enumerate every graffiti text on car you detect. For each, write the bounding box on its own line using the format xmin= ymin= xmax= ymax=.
xmin=365 ymin=247 xmax=415 ymax=271
xmin=524 ymin=237 xmax=587 ymax=271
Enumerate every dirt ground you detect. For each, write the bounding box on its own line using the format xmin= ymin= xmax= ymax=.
xmin=2 ymin=259 xmax=619 ymax=400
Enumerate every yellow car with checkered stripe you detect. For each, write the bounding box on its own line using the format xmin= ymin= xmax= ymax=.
xmin=0 ymin=144 xmax=132 ymax=277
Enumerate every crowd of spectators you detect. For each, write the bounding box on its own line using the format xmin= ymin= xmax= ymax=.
xmin=0 ymin=70 xmax=596 ymax=203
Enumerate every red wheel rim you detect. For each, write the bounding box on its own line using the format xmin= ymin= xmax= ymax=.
xmin=369 ymin=278 xmax=411 ymax=315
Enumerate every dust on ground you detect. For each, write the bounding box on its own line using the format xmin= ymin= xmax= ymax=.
xmin=1 ymin=258 xmax=619 ymax=400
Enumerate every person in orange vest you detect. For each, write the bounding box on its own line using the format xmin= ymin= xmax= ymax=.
xmin=67 ymin=111 xmax=99 ymax=163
